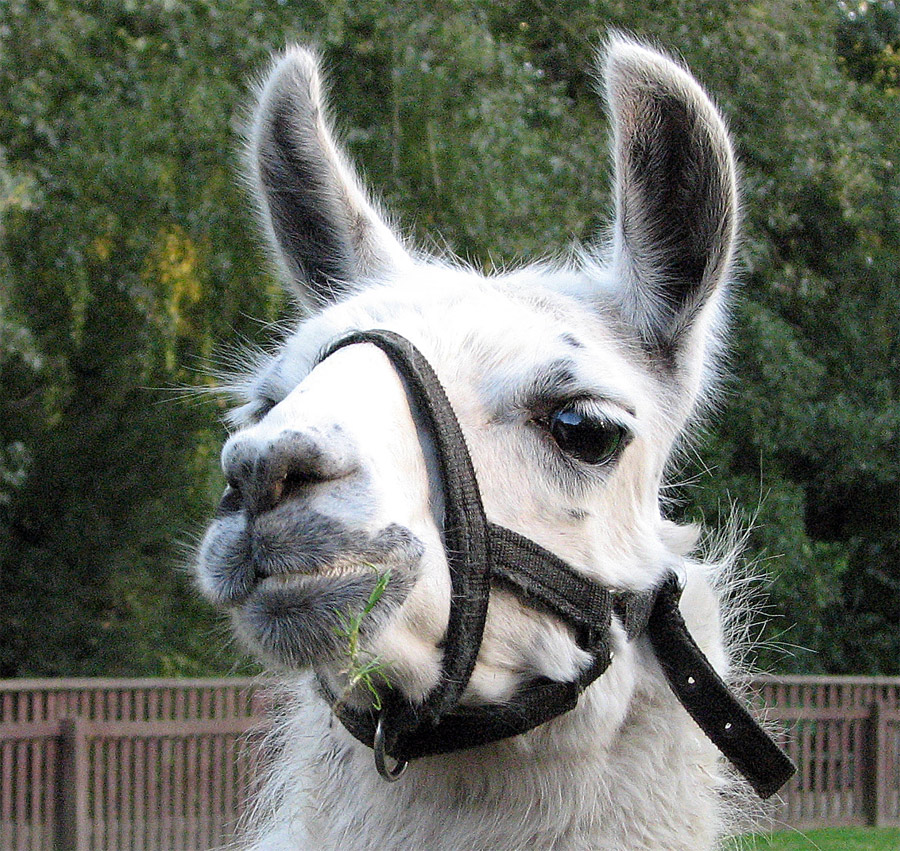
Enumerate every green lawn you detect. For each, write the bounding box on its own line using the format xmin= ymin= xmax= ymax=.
xmin=725 ymin=827 xmax=900 ymax=851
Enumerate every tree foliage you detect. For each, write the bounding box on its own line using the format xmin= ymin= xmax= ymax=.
xmin=0 ymin=0 xmax=896 ymax=676
xmin=837 ymin=0 xmax=900 ymax=91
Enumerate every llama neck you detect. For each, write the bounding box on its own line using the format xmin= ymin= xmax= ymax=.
xmin=250 ymin=659 xmax=727 ymax=851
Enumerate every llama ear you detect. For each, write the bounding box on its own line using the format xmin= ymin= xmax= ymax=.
xmin=602 ymin=37 xmax=737 ymax=370
xmin=247 ymin=47 xmax=412 ymax=308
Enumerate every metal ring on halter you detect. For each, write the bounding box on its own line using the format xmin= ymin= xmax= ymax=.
xmin=374 ymin=713 xmax=408 ymax=782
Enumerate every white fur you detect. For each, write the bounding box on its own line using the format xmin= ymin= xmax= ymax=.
xmin=194 ymin=36 xmax=762 ymax=851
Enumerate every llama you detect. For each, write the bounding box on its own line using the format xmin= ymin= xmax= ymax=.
xmin=194 ymin=36 xmax=793 ymax=851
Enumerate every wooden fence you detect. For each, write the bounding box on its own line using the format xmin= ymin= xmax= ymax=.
xmin=754 ymin=675 xmax=900 ymax=830
xmin=0 ymin=675 xmax=898 ymax=849
xmin=0 ymin=678 xmax=266 ymax=851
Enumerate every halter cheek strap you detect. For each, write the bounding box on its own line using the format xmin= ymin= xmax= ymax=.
xmin=317 ymin=329 xmax=795 ymax=800
xmin=322 ymin=329 xmax=491 ymax=740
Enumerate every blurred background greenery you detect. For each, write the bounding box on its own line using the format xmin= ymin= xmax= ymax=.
xmin=0 ymin=0 xmax=896 ymax=677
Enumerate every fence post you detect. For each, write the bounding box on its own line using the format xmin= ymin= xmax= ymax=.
xmin=56 ymin=717 xmax=89 ymax=851
xmin=872 ymin=700 xmax=888 ymax=827
xmin=862 ymin=700 xmax=887 ymax=827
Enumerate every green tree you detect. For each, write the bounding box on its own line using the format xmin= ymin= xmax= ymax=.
xmin=837 ymin=0 xmax=900 ymax=91
xmin=0 ymin=0 xmax=288 ymax=675
xmin=0 ymin=0 xmax=895 ymax=676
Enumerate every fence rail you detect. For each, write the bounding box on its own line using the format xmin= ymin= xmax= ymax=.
xmin=1 ymin=675 xmax=898 ymax=849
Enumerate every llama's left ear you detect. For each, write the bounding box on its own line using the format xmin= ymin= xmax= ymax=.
xmin=247 ymin=47 xmax=413 ymax=309
xmin=602 ymin=37 xmax=737 ymax=386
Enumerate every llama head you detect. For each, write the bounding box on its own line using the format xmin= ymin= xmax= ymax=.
xmin=195 ymin=37 xmax=737 ymax=718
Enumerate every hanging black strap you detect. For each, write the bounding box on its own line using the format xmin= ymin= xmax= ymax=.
xmin=646 ymin=575 xmax=795 ymax=799
xmin=315 ymin=329 xmax=794 ymax=799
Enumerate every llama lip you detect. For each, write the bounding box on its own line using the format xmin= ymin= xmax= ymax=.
xmin=245 ymin=520 xmax=424 ymax=587
xmin=227 ymin=523 xmax=421 ymax=669
xmin=233 ymin=554 xmax=416 ymax=670
xmin=197 ymin=509 xmax=423 ymax=609
xmin=253 ymin=561 xmax=396 ymax=592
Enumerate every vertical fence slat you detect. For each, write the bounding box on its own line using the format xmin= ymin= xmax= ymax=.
xmin=198 ymin=734 xmax=211 ymax=848
xmin=119 ymin=736 xmax=131 ymax=851
xmin=173 ymin=736 xmax=185 ymax=849
xmin=186 ymin=727 xmax=199 ymax=849
xmin=815 ymin=698 xmax=826 ymax=819
xmin=91 ymin=737 xmax=102 ymax=851
xmin=44 ymin=735 xmax=56 ymax=849
xmin=30 ymin=735 xmax=41 ymax=851
xmin=840 ymin=705 xmax=851 ymax=821
xmin=134 ymin=738 xmax=145 ymax=851
xmin=2 ymin=738 xmax=13 ymax=849
xmin=160 ymin=737 xmax=171 ymax=851
xmin=855 ymin=713 xmax=867 ymax=823
xmin=147 ymin=737 xmax=159 ymax=851
xmin=224 ymin=733 xmax=236 ymax=830
xmin=872 ymin=700 xmax=887 ymax=827
xmin=2 ymin=691 xmax=12 ymax=723
xmin=15 ymin=739 xmax=28 ymax=851
xmin=108 ymin=737 xmax=119 ymax=851
xmin=211 ymin=732 xmax=224 ymax=844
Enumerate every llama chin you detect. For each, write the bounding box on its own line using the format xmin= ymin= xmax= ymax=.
xmin=193 ymin=35 xmax=785 ymax=851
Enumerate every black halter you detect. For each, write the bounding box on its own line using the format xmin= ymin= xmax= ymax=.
xmin=316 ymin=329 xmax=794 ymax=799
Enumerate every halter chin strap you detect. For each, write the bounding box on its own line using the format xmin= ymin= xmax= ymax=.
xmin=317 ymin=329 xmax=795 ymax=799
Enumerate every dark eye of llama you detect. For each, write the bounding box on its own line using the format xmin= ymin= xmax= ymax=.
xmin=545 ymin=405 xmax=628 ymax=465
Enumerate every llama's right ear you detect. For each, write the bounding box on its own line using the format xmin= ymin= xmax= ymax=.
xmin=602 ymin=38 xmax=737 ymax=379
xmin=247 ymin=47 xmax=412 ymax=308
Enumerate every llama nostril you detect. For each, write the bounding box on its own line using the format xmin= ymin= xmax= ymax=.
xmin=267 ymin=470 xmax=310 ymax=510
xmin=216 ymin=483 xmax=243 ymax=516
xmin=220 ymin=429 xmax=357 ymax=517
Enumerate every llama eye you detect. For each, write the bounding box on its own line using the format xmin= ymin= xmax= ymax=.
xmin=546 ymin=407 xmax=627 ymax=466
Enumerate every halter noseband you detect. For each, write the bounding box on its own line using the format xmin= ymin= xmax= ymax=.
xmin=315 ymin=329 xmax=794 ymax=799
